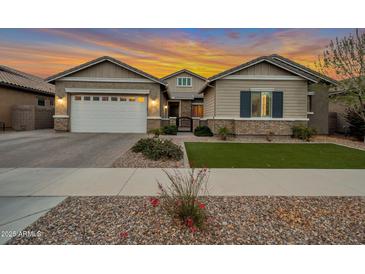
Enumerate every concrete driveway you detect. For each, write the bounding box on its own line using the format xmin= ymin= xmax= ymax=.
xmin=0 ymin=130 xmax=143 ymax=167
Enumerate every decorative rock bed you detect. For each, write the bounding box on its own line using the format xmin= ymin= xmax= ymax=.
xmin=112 ymin=149 xmax=183 ymax=168
xmin=8 ymin=196 xmax=365 ymax=245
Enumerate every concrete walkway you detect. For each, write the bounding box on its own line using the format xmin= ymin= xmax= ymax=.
xmin=0 ymin=168 xmax=365 ymax=196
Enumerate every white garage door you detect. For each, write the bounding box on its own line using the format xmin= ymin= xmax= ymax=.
xmin=70 ymin=95 xmax=147 ymax=133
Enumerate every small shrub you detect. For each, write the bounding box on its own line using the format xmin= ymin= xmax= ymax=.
xmin=217 ymin=126 xmax=232 ymax=140
xmin=291 ymin=125 xmax=317 ymax=141
xmin=345 ymin=108 xmax=365 ymax=141
xmin=148 ymin=128 xmax=161 ymax=138
xmin=161 ymin=125 xmax=178 ymax=135
xmin=194 ymin=125 xmax=213 ymax=137
xmin=157 ymin=168 xmax=209 ymax=231
xmin=132 ymin=138 xmax=183 ymax=161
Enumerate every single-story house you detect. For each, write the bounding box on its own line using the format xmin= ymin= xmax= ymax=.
xmin=48 ymin=54 xmax=336 ymax=135
xmin=0 ymin=65 xmax=55 ymax=130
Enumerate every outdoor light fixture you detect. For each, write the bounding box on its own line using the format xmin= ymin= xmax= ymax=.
xmin=151 ymin=99 xmax=157 ymax=106
xmin=57 ymin=96 xmax=64 ymax=104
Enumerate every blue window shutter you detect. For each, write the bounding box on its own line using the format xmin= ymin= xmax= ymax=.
xmin=272 ymin=91 xmax=283 ymax=118
xmin=240 ymin=91 xmax=251 ymax=117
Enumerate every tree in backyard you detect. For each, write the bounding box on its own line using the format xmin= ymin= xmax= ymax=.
xmin=316 ymin=29 xmax=365 ymax=140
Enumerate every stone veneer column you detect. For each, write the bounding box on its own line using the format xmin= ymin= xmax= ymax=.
xmin=192 ymin=117 xmax=201 ymax=130
xmin=147 ymin=118 xmax=161 ymax=131
xmin=54 ymin=116 xmax=69 ymax=131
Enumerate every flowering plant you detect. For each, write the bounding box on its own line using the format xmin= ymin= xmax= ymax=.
xmin=157 ymin=168 xmax=209 ymax=231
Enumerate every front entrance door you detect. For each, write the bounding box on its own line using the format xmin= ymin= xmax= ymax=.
xmin=168 ymin=101 xmax=179 ymax=117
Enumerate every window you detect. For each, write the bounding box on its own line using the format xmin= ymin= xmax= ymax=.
xmin=177 ymin=77 xmax=192 ymax=87
xmin=120 ymin=97 xmax=127 ymax=102
xmin=251 ymin=91 xmax=272 ymax=117
xmin=192 ymin=104 xmax=204 ymax=117
xmin=50 ymin=97 xmax=54 ymax=106
xmin=37 ymin=96 xmax=45 ymax=106
xmin=137 ymin=97 xmax=145 ymax=103
xmin=93 ymin=96 xmax=100 ymax=101
xmin=129 ymin=97 xmax=136 ymax=102
xmin=74 ymin=95 xmax=82 ymax=101
xmin=102 ymin=96 xmax=109 ymax=101
xmin=111 ymin=96 xmax=118 ymax=101
xmin=84 ymin=96 xmax=91 ymax=101
xmin=307 ymin=95 xmax=313 ymax=113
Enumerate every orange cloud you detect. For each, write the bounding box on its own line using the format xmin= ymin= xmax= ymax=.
xmin=0 ymin=29 xmax=345 ymax=80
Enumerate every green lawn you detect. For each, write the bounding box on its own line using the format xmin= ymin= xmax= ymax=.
xmin=185 ymin=142 xmax=365 ymax=168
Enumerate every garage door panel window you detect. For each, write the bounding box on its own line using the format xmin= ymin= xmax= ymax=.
xmin=74 ymin=95 xmax=82 ymax=101
xmin=137 ymin=97 xmax=145 ymax=103
xmin=129 ymin=97 xmax=136 ymax=102
xmin=102 ymin=96 xmax=109 ymax=101
xmin=111 ymin=96 xmax=118 ymax=101
xmin=93 ymin=96 xmax=100 ymax=101
xmin=120 ymin=97 xmax=127 ymax=102
xmin=84 ymin=96 xmax=91 ymax=101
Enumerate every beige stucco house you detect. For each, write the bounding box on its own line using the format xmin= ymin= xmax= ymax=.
xmin=47 ymin=54 xmax=336 ymax=135
xmin=0 ymin=65 xmax=55 ymax=130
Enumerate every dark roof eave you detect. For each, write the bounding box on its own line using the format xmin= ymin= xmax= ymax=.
xmin=161 ymin=69 xmax=207 ymax=82
xmin=46 ymin=56 xmax=166 ymax=86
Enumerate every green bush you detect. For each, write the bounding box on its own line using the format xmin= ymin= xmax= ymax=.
xmin=161 ymin=125 xmax=178 ymax=135
xmin=345 ymin=108 xmax=365 ymax=140
xmin=291 ymin=125 xmax=317 ymax=141
xmin=194 ymin=126 xmax=213 ymax=137
xmin=217 ymin=126 xmax=232 ymax=140
xmin=148 ymin=128 xmax=161 ymax=138
xmin=132 ymin=138 xmax=183 ymax=161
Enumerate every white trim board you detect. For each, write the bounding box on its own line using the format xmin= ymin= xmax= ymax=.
xmin=53 ymin=115 xmax=69 ymax=118
xmin=65 ymin=88 xmax=150 ymax=94
xmin=59 ymin=77 xmax=155 ymax=83
xmin=223 ymin=75 xmax=305 ymax=81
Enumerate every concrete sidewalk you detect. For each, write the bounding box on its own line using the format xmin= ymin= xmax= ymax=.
xmin=0 ymin=168 xmax=365 ymax=196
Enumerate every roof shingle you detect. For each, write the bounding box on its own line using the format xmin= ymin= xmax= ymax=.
xmin=0 ymin=65 xmax=55 ymax=95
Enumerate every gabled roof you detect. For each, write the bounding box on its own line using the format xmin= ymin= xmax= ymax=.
xmin=161 ymin=69 xmax=207 ymax=82
xmin=208 ymin=54 xmax=337 ymax=85
xmin=0 ymin=65 xmax=55 ymax=95
xmin=46 ymin=56 xmax=166 ymax=86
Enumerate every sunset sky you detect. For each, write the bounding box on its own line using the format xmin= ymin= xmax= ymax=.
xmin=0 ymin=28 xmax=358 ymax=79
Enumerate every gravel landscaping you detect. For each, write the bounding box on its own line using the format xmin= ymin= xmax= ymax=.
xmin=112 ymin=149 xmax=183 ymax=168
xmin=8 ymin=196 xmax=365 ymax=245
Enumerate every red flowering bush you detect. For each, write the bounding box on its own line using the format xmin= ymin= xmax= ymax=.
xmin=157 ymin=168 xmax=209 ymax=231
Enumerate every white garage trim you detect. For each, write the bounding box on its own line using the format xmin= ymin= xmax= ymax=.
xmin=65 ymin=88 xmax=150 ymax=94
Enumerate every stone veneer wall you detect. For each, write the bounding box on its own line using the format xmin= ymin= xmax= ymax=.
xmin=147 ymin=119 xmax=161 ymax=131
xmin=206 ymin=119 xmax=307 ymax=135
xmin=54 ymin=117 xmax=69 ymax=131
xmin=180 ymin=100 xmax=192 ymax=117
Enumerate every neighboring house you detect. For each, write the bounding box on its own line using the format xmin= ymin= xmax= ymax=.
xmin=161 ymin=69 xmax=206 ymax=119
xmin=48 ymin=54 xmax=336 ymax=135
xmin=200 ymin=54 xmax=336 ymax=135
xmin=0 ymin=65 xmax=55 ymax=130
